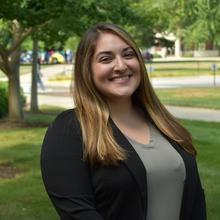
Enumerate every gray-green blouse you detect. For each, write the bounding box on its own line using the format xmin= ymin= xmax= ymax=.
xmin=126 ymin=122 xmax=186 ymax=220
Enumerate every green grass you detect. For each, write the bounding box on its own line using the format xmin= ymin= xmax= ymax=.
xmin=0 ymin=107 xmax=219 ymax=219
xmin=24 ymin=105 xmax=66 ymax=125
xmin=156 ymin=87 xmax=220 ymax=109
xmin=149 ymin=69 xmax=218 ymax=77
xmin=181 ymin=120 xmax=220 ymax=220
xmin=0 ymin=106 xmax=64 ymax=220
xmin=146 ymin=60 xmax=220 ymax=77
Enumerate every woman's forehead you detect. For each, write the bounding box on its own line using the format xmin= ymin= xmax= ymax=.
xmin=94 ymin=32 xmax=130 ymax=53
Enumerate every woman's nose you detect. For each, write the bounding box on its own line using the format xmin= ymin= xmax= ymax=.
xmin=113 ymin=56 xmax=127 ymax=72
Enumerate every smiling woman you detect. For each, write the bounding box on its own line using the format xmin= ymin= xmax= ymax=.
xmin=91 ymin=32 xmax=141 ymax=104
xmin=41 ymin=23 xmax=206 ymax=220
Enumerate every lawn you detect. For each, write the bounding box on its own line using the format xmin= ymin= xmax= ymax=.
xmin=155 ymin=87 xmax=220 ymax=109
xmin=0 ymin=107 xmax=64 ymax=220
xmin=146 ymin=60 xmax=220 ymax=77
xmin=182 ymin=120 xmax=220 ymax=220
xmin=0 ymin=108 xmax=219 ymax=219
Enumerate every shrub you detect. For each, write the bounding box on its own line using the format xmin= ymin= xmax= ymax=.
xmin=0 ymin=82 xmax=8 ymax=118
xmin=152 ymin=53 xmax=162 ymax=58
xmin=0 ymin=82 xmax=26 ymax=118
xmin=20 ymin=87 xmax=26 ymax=107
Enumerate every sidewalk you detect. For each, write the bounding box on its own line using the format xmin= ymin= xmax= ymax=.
xmin=25 ymin=85 xmax=220 ymax=123
xmin=33 ymin=93 xmax=220 ymax=122
xmin=166 ymin=105 xmax=220 ymax=122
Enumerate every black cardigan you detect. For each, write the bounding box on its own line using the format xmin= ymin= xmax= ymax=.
xmin=41 ymin=109 xmax=206 ymax=220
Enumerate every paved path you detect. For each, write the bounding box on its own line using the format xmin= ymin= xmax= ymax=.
xmin=26 ymin=85 xmax=220 ymax=123
xmin=32 ymin=92 xmax=220 ymax=122
xmin=151 ymin=75 xmax=220 ymax=88
xmin=166 ymin=105 xmax=220 ymax=122
xmin=9 ymin=64 xmax=220 ymax=122
xmin=20 ymin=64 xmax=72 ymax=93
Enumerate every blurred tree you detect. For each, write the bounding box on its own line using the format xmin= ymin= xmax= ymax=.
xmin=149 ymin=0 xmax=197 ymax=57
xmin=124 ymin=0 xmax=157 ymax=48
xmin=0 ymin=0 xmax=155 ymax=120
xmin=0 ymin=0 xmax=65 ymax=121
xmin=64 ymin=36 xmax=80 ymax=52
xmin=184 ymin=0 xmax=220 ymax=50
xmin=29 ymin=0 xmax=156 ymax=112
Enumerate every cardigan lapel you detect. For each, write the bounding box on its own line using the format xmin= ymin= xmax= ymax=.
xmin=110 ymin=119 xmax=147 ymax=216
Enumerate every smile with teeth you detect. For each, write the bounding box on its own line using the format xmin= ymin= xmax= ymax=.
xmin=109 ymin=74 xmax=132 ymax=82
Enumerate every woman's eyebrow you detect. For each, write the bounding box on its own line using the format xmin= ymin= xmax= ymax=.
xmin=95 ymin=51 xmax=112 ymax=60
xmin=94 ymin=46 xmax=133 ymax=60
xmin=122 ymin=46 xmax=133 ymax=52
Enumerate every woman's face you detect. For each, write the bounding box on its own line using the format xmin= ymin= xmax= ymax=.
xmin=91 ymin=32 xmax=141 ymax=103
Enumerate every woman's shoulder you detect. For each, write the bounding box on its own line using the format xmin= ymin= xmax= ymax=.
xmin=53 ymin=108 xmax=77 ymax=122
xmin=42 ymin=108 xmax=83 ymax=158
xmin=51 ymin=108 xmax=80 ymax=131
xmin=45 ymin=108 xmax=82 ymax=142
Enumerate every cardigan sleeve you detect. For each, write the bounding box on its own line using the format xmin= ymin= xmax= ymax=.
xmin=192 ymin=162 xmax=207 ymax=220
xmin=40 ymin=110 xmax=104 ymax=220
xmin=192 ymin=188 xmax=206 ymax=220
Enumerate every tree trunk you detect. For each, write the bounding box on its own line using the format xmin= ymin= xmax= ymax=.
xmin=0 ymin=20 xmax=35 ymax=121
xmin=7 ymin=20 xmax=24 ymax=121
xmin=8 ymin=50 xmax=23 ymax=121
xmin=30 ymin=38 xmax=39 ymax=112
xmin=175 ymin=37 xmax=182 ymax=57
xmin=205 ymin=41 xmax=214 ymax=50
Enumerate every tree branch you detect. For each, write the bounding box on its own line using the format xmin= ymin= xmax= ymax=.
xmin=0 ymin=61 xmax=8 ymax=76
xmin=0 ymin=45 xmax=8 ymax=57
xmin=7 ymin=19 xmax=53 ymax=55
xmin=8 ymin=26 xmax=36 ymax=55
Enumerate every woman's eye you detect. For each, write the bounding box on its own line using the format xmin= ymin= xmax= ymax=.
xmin=99 ymin=56 xmax=112 ymax=63
xmin=124 ymin=51 xmax=135 ymax=58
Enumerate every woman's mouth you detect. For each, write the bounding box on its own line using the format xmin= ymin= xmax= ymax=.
xmin=109 ymin=74 xmax=132 ymax=82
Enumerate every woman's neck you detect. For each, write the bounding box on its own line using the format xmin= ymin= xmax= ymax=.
xmin=107 ymin=98 xmax=137 ymax=121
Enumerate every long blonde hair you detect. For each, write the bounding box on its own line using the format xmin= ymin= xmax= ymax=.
xmin=73 ymin=23 xmax=196 ymax=166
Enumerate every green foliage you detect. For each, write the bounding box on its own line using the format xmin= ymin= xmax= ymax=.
xmin=0 ymin=0 xmax=70 ymax=121
xmin=0 ymin=19 xmax=11 ymax=49
xmin=124 ymin=1 xmax=156 ymax=47
xmin=0 ymin=82 xmax=26 ymax=118
xmin=137 ymin=0 xmax=220 ymax=49
xmin=0 ymin=82 xmax=8 ymax=118
xmin=150 ymin=0 xmax=197 ymax=32
xmin=0 ymin=0 xmax=67 ymax=50
xmin=20 ymin=87 xmax=26 ymax=108
xmin=184 ymin=0 xmax=220 ymax=48
xmin=0 ymin=0 xmax=65 ymax=27
xmin=1 ymin=0 xmax=156 ymax=54
xmin=21 ymin=37 xmax=33 ymax=51
xmin=64 ymin=36 xmax=80 ymax=51
xmin=31 ymin=0 xmax=156 ymax=49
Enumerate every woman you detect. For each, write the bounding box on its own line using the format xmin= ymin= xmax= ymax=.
xmin=41 ymin=23 xmax=206 ymax=220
